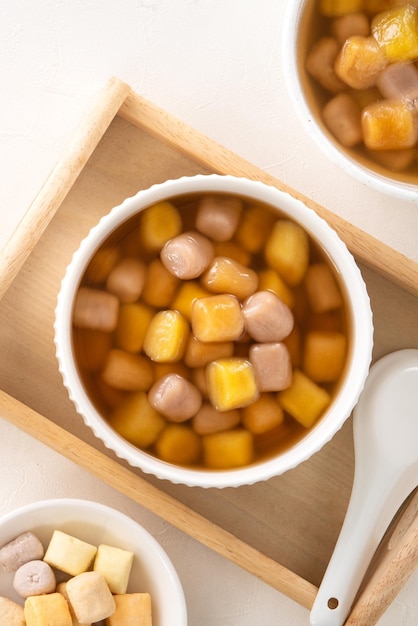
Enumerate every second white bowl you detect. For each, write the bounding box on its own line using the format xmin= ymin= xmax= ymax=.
xmin=0 ymin=498 xmax=187 ymax=626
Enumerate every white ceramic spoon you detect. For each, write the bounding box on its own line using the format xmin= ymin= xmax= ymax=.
xmin=310 ymin=348 xmax=418 ymax=626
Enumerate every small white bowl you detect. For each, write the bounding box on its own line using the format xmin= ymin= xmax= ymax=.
xmin=55 ymin=174 xmax=373 ymax=488
xmin=0 ymin=498 xmax=187 ymax=625
xmin=282 ymin=0 xmax=418 ymax=203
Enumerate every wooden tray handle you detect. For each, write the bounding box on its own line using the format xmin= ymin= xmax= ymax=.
xmin=0 ymin=77 xmax=131 ymax=303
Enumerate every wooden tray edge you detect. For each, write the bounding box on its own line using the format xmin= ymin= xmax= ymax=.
xmin=1 ymin=76 xmax=416 ymax=302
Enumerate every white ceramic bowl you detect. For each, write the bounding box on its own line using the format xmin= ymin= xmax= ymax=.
xmin=282 ymin=0 xmax=418 ymax=203
xmin=55 ymin=174 xmax=373 ymax=488
xmin=0 ymin=498 xmax=187 ymax=625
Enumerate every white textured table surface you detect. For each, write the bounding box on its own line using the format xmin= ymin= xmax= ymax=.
xmin=0 ymin=2 xmax=417 ymax=625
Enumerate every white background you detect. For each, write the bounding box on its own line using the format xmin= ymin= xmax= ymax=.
xmin=0 ymin=1 xmax=417 ymax=624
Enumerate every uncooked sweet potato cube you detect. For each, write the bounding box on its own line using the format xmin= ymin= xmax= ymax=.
xmin=44 ymin=532 xmax=97 ymax=576
xmin=278 ymin=370 xmax=331 ymax=428
xmin=93 ymin=545 xmax=134 ymax=595
xmin=107 ymin=593 xmax=152 ymax=626
xmin=303 ymin=331 xmax=347 ymax=382
xmin=372 ymin=5 xmax=418 ymax=62
xmin=206 ymin=358 xmax=259 ymax=411
xmin=335 ymin=36 xmax=387 ymax=89
xmin=264 ymin=220 xmax=310 ymax=286
xmin=143 ymin=310 xmax=189 ymax=362
xmin=203 ymin=429 xmax=254 ymax=469
xmin=24 ymin=594 xmax=72 ymax=626
xmin=322 ymin=92 xmax=363 ymax=147
xmin=362 ymin=99 xmax=418 ymax=149
xmin=304 ymin=263 xmax=343 ymax=313
xmin=306 ymin=37 xmax=348 ymax=93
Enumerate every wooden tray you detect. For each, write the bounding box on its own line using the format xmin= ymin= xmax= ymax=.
xmin=0 ymin=77 xmax=417 ymax=625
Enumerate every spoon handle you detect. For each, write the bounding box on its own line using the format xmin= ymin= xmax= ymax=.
xmin=309 ymin=464 xmax=415 ymax=626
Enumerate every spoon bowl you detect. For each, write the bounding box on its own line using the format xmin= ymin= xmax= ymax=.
xmin=310 ymin=349 xmax=418 ymax=626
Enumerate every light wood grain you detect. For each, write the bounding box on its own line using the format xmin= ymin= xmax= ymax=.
xmin=345 ymin=491 xmax=418 ymax=625
xmin=0 ymin=77 xmax=131 ymax=303
xmin=119 ymin=90 xmax=418 ymax=298
xmin=0 ymin=77 xmax=416 ymax=625
xmin=0 ymin=388 xmax=317 ymax=610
